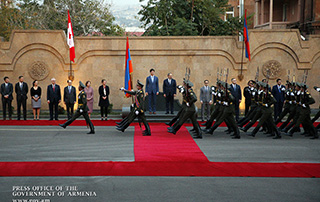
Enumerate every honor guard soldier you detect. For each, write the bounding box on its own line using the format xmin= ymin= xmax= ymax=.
xmin=59 ymin=81 xmax=95 ymax=134
xmin=168 ymin=79 xmax=202 ymax=139
xmin=118 ymin=80 xmax=151 ymax=136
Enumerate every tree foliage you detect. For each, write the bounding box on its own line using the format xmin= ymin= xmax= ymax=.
xmin=0 ymin=0 xmax=124 ymax=41
xmin=138 ymin=0 xmax=247 ymax=36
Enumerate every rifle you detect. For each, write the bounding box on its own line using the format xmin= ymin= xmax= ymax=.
xmin=255 ymin=66 xmax=259 ymax=83
xmin=217 ymin=67 xmax=220 ymax=82
xmin=287 ymin=70 xmax=290 ymax=85
xmin=265 ymin=69 xmax=270 ymax=102
xmin=225 ymin=68 xmax=229 ymax=102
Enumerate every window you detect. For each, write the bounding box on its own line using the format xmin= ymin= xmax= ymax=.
xmin=225 ymin=7 xmax=234 ymax=21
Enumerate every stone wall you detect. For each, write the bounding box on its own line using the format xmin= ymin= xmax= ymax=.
xmin=0 ymin=29 xmax=320 ymax=111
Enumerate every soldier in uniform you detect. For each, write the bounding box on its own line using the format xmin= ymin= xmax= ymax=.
xmin=287 ymin=84 xmax=318 ymax=139
xmin=59 ymin=81 xmax=95 ymax=134
xmin=247 ymin=82 xmax=281 ymax=139
xmin=117 ymin=80 xmax=151 ymax=136
xmin=168 ymin=79 xmax=202 ymax=139
xmin=205 ymin=81 xmax=240 ymax=139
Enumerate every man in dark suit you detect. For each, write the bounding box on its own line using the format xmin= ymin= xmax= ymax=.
xmin=243 ymin=80 xmax=254 ymax=116
xmin=229 ymin=78 xmax=242 ymax=122
xmin=200 ymin=80 xmax=212 ymax=121
xmin=163 ymin=73 xmax=177 ymax=114
xmin=1 ymin=76 xmax=13 ymax=120
xmin=271 ymin=78 xmax=286 ymax=121
xmin=63 ymin=80 xmax=76 ymax=119
xmin=47 ymin=78 xmax=61 ymax=120
xmin=15 ymin=76 xmax=28 ymax=120
xmin=145 ymin=68 xmax=159 ymax=114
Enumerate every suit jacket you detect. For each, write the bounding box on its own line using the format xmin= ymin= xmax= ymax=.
xmin=1 ymin=83 xmax=13 ymax=101
xmin=64 ymin=85 xmax=76 ymax=104
xmin=243 ymin=86 xmax=251 ymax=104
xmin=98 ymin=85 xmax=110 ymax=107
xmin=146 ymin=75 xmax=159 ymax=94
xmin=47 ymin=84 xmax=61 ymax=102
xmin=271 ymin=84 xmax=286 ymax=103
xmin=15 ymin=82 xmax=28 ymax=100
xmin=229 ymin=83 xmax=242 ymax=102
xmin=163 ymin=78 xmax=177 ymax=96
xmin=200 ymin=86 xmax=212 ymax=103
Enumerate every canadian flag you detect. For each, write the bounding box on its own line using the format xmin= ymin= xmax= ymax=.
xmin=67 ymin=10 xmax=75 ymax=62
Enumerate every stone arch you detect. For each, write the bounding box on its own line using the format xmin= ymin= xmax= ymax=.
xmin=12 ymin=43 xmax=66 ymax=71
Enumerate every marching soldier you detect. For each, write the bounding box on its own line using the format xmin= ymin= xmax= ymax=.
xmin=205 ymin=81 xmax=240 ymax=139
xmin=287 ymin=84 xmax=318 ymax=139
xmin=59 ymin=81 xmax=95 ymax=134
xmin=247 ymin=82 xmax=281 ymax=139
xmin=117 ymin=80 xmax=151 ymax=136
xmin=168 ymin=79 xmax=202 ymax=139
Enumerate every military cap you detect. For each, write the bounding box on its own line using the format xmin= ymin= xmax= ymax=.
xmin=137 ymin=80 xmax=144 ymax=88
xmin=301 ymin=83 xmax=308 ymax=89
xmin=79 ymin=81 xmax=85 ymax=88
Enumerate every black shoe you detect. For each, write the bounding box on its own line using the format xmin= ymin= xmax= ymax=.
xmin=59 ymin=124 xmax=66 ymax=129
xmin=201 ymin=123 xmax=208 ymax=126
xmin=165 ymin=112 xmax=169 ymax=114
xmin=267 ymin=134 xmax=275 ymax=137
xmin=165 ymin=122 xmax=171 ymax=126
xmin=55 ymin=119 xmax=59 ymax=121
xmin=171 ymin=112 xmax=174 ymax=114
xmin=189 ymin=128 xmax=195 ymax=132
xmin=273 ymin=136 xmax=281 ymax=139
xmin=201 ymin=128 xmax=208 ymax=132
xmin=248 ymin=133 xmax=255 ymax=137
xmin=286 ymin=133 xmax=293 ymax=137
xmin=87 ymin=131 xmax=95 ymax=134
xmin=116 ymin=127 xmax=125 ymax=132
xmin=239 ymin=127 xmax=246 ymax=132
xmin=116 ymin=121 xmax=121 ymax=125
xmin=232 ymin=136 xmax=240 ymax=139
xmin=101 ymin=118 xmax=104 ymax=121
xmin=310 ymin=136 xmax=319 ymax=139
xmin=193 ymin=135 xmax=202 ymax=139
xmin=49 ymin=119 xmax=53 ymax=121
xmin=205 ymin=129 xmax=213 ymax=135
xmin=143 ymin=133 xmax=151 ymax=136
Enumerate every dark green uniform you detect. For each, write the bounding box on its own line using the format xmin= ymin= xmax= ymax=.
xmin=60 ymin=89 xmax=95 ymax=134
xmin=117 ymin=88 xmax=151 ymax=136
xmin=170 ymin=87 xmax=202 ymax=138
xmin=288 ymin=89 xmax=318 ymax=139
xmin=205 ymin=86 xmax=240 ymax=139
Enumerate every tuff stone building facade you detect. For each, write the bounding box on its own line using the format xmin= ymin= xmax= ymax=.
xmin=0 ymin=30 xmax=319 ymax=111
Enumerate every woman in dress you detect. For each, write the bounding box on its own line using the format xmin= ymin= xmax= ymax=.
xmin=84 ymin=81 xmax=94 ymax=117
xmin=98 ymin=79 xmax=110 ymax=121
xmin=30 ymin=80 xmax=41 ymax=120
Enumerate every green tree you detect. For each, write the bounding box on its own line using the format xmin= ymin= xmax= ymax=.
xmin=0 ymin=0 xmax=124 ymax=41
xmin=139 ymin=0 xmax=246 ymax=36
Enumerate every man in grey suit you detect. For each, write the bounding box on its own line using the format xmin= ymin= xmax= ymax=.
xmin=200 ymin=80 xmax=212 ymax=121
xmin=64 ymin=80 xmax=76 ymax=119
xmin=1 ymin=76 xmax=13 ymax=120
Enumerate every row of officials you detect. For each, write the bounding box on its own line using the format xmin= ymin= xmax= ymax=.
xmin=0 ymin=76 xmax=110 ymax=121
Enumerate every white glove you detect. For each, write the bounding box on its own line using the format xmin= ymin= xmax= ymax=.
xmin=218 ymin=101 xmax=221 ymax=104
xmin=120 ymin=87 xmax=125 ymax=91
xmin=281 ymin=87 xmax=286 ymax=91
xmin=297 ymin=91 xmax=301 ymax=95
xmin=218 ymin=93 xmax=221 ymax=97
xmin=181 ymin=88 xmax=185 ymax=93
xmin=135 ymin=111 xmax=139 ymax=115
xmin=213 ymin=92 xmax=217 ymax=96
xmin=290 ymin=92 xmax=294 ymax=96
xmin=264 ymin=104 xmax=268 ymax=107
xmin=252 ymin=92 xmax=256 ymax=96
xmin=316 ymin=88 xmax=320 ymax=92
xmin=80 ymin=109 xmax=83 ymax=113
xmin=132 ymin=104 xmax=134 ymax=107
xmin=301 ymin=92 xmax=304 ymax=95
xmin=258 ymin=90 xmax=262 ymax=95
xmin=186 ymin=102 xmax=190 ymax=107
xmin=286 ymin=91 xmax=290 ymax=95
xmin=250 ymin=87 xmax=254 ymax=91
xmin=302 ymin=104 xmax=306 ymax=108
xmin=224 ymin=101 xmax=228 ymax=106
xmin=289 ymin=101 xmax=292 ymax=104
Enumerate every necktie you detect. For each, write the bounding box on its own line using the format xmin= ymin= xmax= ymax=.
xmin=278 ymin=86 xmax=281 ymax=93
xmin=20 ymin=83 xmax=23 ymax=90
xmin=53 ymin=85 xmax=55 ymax=92
xmin=69 ymin=86 xmax=71 ymax=93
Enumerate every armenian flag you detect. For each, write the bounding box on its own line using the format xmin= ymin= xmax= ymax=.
xmin=124 ymin=37 xmax=133 ymax=97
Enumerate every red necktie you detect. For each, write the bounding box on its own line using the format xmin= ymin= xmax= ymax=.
xmin=53 ymin=85 xmax=55 ymax=92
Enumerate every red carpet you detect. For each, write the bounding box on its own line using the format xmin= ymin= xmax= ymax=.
xmin=0 ymin=121 xmax=319 ymax=177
